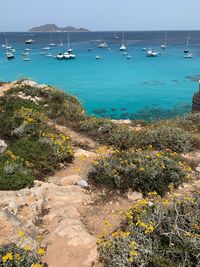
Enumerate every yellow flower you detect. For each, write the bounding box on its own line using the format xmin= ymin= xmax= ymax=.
xmin=18 ymin=231 xmax=25 ymax=237
xmin=139 ymin=167 xmax=144 ymax=171
xmin=31 ymin=264 xmax=42 ymax=267
xmin=2 ymin=252 xmax=13 ymax=262
xmin=24 ymin=245 xmax=31 ymax=251
xmin=37 ymin=248 xmax=46 ymax=255
xmin=148 ymin=145 xmax=153 ymax=149
xmin=36 ymin=235 xmax=44 ymax=241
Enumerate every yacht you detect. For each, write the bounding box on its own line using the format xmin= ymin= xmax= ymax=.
xmin=161 ymin=32 xmax=167 ymax=49
xmin=185 ymin=53 xmax=193 ymax=58
xmin=184 ymin=32 xmax=191 ymax=54
xmin=49 ymin=35 xmax=56 ymax=46
xmin=57 ymin=53 xmax=64 ymax=60
xmin=96 ymin=55 xmax=101 ymax=59
xmin=25 ymin=39 xmax=35 ymax=44
xmin=120 ymin=33 xmax=126 ymax=51
xmin=147 ymin=49 xmax=158 ymax=57
xmin=42 ymin=47 xmax=50 ymax=50
xmin=65 ymin=33 xmax=76 ymax=58
xmin=6 ymin=51 xmax=15 ymax=59
xmin=23 ymin=56 xmax=30 ymax=61
xmin=63 ymin=52 xmax=71 ymax=59
xmin=98 ymin=42 xmax=108 ymax=48
xmin=46 ymin=53 xmax=54 ymax=57
xmin=25 ymin=48 xmax=31 ymax=51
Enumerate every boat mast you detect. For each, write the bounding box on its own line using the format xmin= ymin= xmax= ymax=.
xmin=165 ymin=32 xmax=167 ymax=46
xmin=186 ymin=32 xmax=190 ymax=49
xmin=122 ymin=32 xmax=124 ymax=46
xmin=67 ymin=33 xmax=69 ymax=50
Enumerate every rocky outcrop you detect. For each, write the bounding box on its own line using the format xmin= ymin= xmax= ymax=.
xmin=0 ymin=147 xmax=99 ymax=267
xmin=192 ymin=92 xmax=200 ymax=112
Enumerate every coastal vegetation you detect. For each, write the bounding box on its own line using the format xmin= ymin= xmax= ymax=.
xmin=0 ymin=80 xmax=200 ymax=267
xmin=87 ymin=148 xmax=191 ymax=196
xmin=98 ymin=191 xmax=200 ymax=267
xmin=0 ymin=231 xmax=47 ymax=266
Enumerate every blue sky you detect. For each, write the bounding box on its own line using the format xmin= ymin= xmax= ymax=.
xmin=0 ymin=0 xmax=199 ymax=31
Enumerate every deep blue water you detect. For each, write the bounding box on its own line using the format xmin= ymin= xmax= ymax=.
xmin=0 ymin=31 xmax=200 ymax=120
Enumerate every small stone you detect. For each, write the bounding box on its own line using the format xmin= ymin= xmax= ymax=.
xmin=196 ymin=166 xmax=200 ymax=172
xmin=77 ymin=180 xmax=89 ymax=189
xmin=127 ymin=190 xmax=143 ymax=201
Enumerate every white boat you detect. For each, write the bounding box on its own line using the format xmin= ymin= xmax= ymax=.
xmin=142 ymin=47 xmax=147 ymax=51
xmin=46 ymin=53 xmax=54 ymax=57
xmin=42 ymin=47 xmax=50 ymax=50
xmin=120 ymin=33 xmax=126 ymax=51
xmin=22 ymin=52 xmax=29 ymax=56
xmin=161 ymin=32 xmax=167 ymax=49
xmin=63 ymin=52 xmax=71 ymax=59
xmin=98 ymin=42 xmax=108 ymax=48
xmin=56 ymin=53 xmax=64 ymax=60
xmin=6 ymin=51 xmax=15 ymax=59
xmin=49 ymin=34 xmax=56 ymax=46
xmin=126 ymin=55 xmax=132 ymax=59
xmin=25 ymin=48 xmax=31 ymax=51
xmin=25 ymin=39 xmax=34 ymax=44
xmin=96 ymin=55 xmax=101 ymax=59
xmin=184 ymin=32 xmax=190 ymax=54
xmin=147 ymin=49 xmax=158 ymax=57
xmin=185 ymin=53 xmax=193 ymax=58
xmin=23 ymin=56 xmax=30 ymax=61
xmin=65 ymin=33 xmax=76 ymax=58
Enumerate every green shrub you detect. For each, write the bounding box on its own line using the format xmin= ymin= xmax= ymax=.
xmin=0 ymin=151 xmax=34 ymax=190
xmin=10 ymin=134 xmax=73 ymax=179
xmin=136 ymin=125 xmax=193 ymax=153
xmin=172 ymin=112 xmax=200 ymax=133
xmin=80 ymin=117 xmax=137 ymax=150
xmin=6 ymin=84 xmax=85 ymax=122
xmin=88 ymin=149 xmax=190 ymax=196
xmin=98 ymin=192 xmax=200 ymax=267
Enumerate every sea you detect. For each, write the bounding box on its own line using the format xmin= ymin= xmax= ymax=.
xmin=1 ymin=31 xmax=200 ymax=121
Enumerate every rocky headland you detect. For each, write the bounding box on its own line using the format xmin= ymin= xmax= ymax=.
xmin=29 ymin=24 xmax=90 ymax=32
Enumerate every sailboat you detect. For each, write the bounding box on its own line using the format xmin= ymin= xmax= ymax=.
xmin=184 ymin=32 xmax=190 ymax=54
xmin=161 ymin=32 xmax=167 ymax=49
xmin=120 ymin=33 xmax=126 ymax=51
xmin=58 ymin=36 xmax=63 ymax=47
xmin=64 ymin=33 xmax=75 ymax=59
xmin=49 ymin=34 xmax=56 ymax=46
xmin=6 ymin=51 xmax=15 ymax=59
xmin=147 ymin=48 xmax=158 ymax=57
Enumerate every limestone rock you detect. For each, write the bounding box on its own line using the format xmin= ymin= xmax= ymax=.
xmin=77 ymin=180 xmax=89 ymax=189
xmin=127 ymin=190 xmax=143 ymax=201
xmin=0 ymin=140 xmax=7 ymax=154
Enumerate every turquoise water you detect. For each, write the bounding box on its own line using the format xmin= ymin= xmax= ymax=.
xmin=0 ymin=31 xmax=200 ymax=120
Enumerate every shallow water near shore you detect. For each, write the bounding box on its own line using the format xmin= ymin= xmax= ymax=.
xmin=0 ymin=31 xmax=200 ymax=120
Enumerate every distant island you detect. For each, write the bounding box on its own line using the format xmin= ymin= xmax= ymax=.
xmin=28 ymin=24 xmax=90 ymax=32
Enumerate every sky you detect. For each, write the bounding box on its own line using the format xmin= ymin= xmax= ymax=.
xmin=0 ymin=0 xmax=199 ymax=31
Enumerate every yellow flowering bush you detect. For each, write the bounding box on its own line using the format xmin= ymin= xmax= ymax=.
xmin=99 ymin=191 xmax=200 ymax=266
xmin=0 ymin=230 xmax=47 ymax=266
xmin=87 ymin=149 xmax=191 ymax=196
xmin=136 ymin=124 xmax=193 ymax=153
